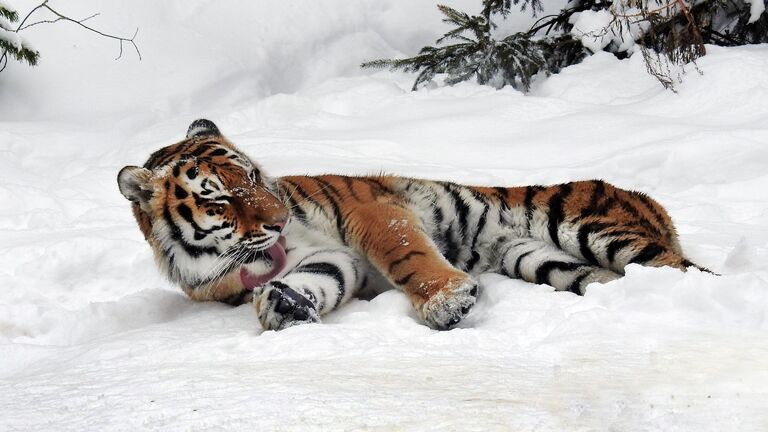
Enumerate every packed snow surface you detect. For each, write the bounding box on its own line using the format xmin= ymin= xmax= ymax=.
xmin=1 ymin=1 xmax=768 ymax=430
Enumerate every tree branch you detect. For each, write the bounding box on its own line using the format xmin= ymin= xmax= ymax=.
xmin=18 ymin=12 xmax=98 ymax=31
xmin=40 ymin=3 xmax=141 ymax=60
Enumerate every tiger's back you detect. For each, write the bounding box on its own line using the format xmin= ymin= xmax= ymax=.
xmin=278 ymin=175 xmax=691 ymax=279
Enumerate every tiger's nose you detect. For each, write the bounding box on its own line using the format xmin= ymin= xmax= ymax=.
xmin=262 ymin=221 xmax=285 ymax=233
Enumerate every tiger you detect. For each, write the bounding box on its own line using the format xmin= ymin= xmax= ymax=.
xmin=117 ymin=119 xmax=707 ymax=331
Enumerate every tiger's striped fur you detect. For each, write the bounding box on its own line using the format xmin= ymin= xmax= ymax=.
xmin=118 ymin=119 xmax=704 ymax=331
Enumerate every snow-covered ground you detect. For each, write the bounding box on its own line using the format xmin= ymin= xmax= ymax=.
xmin=2 ymin=1 xmax=768 ymax=430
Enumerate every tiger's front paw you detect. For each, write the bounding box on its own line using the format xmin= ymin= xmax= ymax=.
xmin=255 ymin=282 xmax=320 ymax=331
xmin=420 ymin=277 xmax=478 ymax=330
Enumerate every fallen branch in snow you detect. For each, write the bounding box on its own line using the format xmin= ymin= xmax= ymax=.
xmin=0 ymin=0 xmax=140 ymax=73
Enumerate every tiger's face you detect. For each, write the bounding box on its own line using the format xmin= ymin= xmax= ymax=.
xmin=118 ymin=121 xmax=289 ymax=292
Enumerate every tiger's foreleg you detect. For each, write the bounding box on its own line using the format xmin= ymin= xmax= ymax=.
xmin=346 ymin=202 xmax=478 ymax=330
xmin=500 ymin=238 xmax=621 ymax=294
xmin=254 ymin=247 xmax=365 ymax=331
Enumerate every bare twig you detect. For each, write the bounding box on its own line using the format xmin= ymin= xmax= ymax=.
xmin=38 ymin=3 xmax=141 ymax=60
xmin=14 ymin=0 xmax=49 ymax=30
xmin=18 ymin=12 xmax=99 ymax=31
xmin=612 ymin=2 xmax=679 ymax=19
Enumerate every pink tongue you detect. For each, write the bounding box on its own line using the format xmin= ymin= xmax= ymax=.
xmin=240 ymin=239 xmax=287 ymax=291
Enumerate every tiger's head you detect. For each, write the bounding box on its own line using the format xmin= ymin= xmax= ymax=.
xmin=118 ymin=119 xmax=289 ymax=296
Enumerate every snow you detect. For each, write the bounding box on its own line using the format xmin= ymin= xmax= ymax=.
xmin=2 ymin=1 xmax=768 ymax=430
xmin=745 ymin=0 xmax=766 ymax=23
xmin=569 ymin=9 xmax=615 ymax=53
xmin=0 ymin=21 xmax=22 ymax=50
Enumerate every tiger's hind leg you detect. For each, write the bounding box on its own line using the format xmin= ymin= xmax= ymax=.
xmin=499 ymin=238 xmax=621 ymax=294
xmin=526 ymin=180 xmax=708 ymax=275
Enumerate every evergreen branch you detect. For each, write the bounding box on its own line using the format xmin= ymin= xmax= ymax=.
xmin=527 ymin=2 xmax=595 ymax=36
xmin=0 ymin=5 xmax=18 ymax=22
xmin=0 ymin=38 xmax=38 ymax=65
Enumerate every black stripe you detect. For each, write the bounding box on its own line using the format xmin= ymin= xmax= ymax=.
xmin=494 ymin=187 xmax=509 ymax=208
xmin=577 ymin=224 xmax=600 ymax=265
xmin=145 ymin=142 xmax=193 ymax=169
xmin=606 ymin=238 xmax=633 ymax=263
xmin=279 ymin=182 xmax=308 ymax=223
xmin=394 ymin=271 xmax=416 ymax=286
xmin=316 ymin=284 xmax=327 ymax=311
xmin=190 ymin=144 xmax=212 ymax=157
xmin=465 ymin=252 xmax=481 ymax=273
xmin=284 ymin=180 xmax=331 ymax=219
xmin=443 ymin=222 xmax=460 ymax=265
xmin=629 ymin=243 xmax=664 ymax=265
xmin=449 ymin=188 xmax=470 ymax=239
xmin=286 ymin=194 xmax=307 ymax=223
xmin=311 ymin=178 xmax=346 ymax=241
xmin=498 ymin=240 xmax=518 ymax=273
xmin=209 ymin=148 xmax=228 ymax=157
xmin=547 ymin=184 xmax=572 ymax=248
xmin=440 ymin=184 xmax=469 ymax=266
xmin=341 ymin=177 xmax=363 ymax=201
xmin=174 ymin=185 xmax=189 ymax=199
xmin=360 ymin=178 xmax=390 ymax=196
xmin=270 ymin=280 xmax=290 ymax=290
xmin=579 ymin=180 xmax=605 ymax=219
xmin=616 ymin=195 xmax=662 ymax=237
xmin=523 ymin=186 xmax=543 ymax=234
xmin=567 ymin=272 xmax=589 ymax=295
xmin=162 ymin=207 xmax=217 ymax=258
xmin=493 ymin=187 xmax=509 ymax=224
xmin=388 ymin=251 xmax=426 ymax=273
xmin=293 ymin=262 xmax=346 ymax=308
xmin=438 ymin=188 xmax=461 ymax=265
xmin=176 ymin=203 xmax=196 ymax=224
xmin=186 ymin=166 xmax=199 ymax=180
xmin=513 ymin=250 xmax=532 ymax=279
xmin=630 ymin=191 xmax=668 ymax=229
xmin=535 ymin=261 xmax=582 ymax=285
xmin=465 ymin=205 xmax=489 ymax=272
xmin=175 ymin=202 xmax=223 ymax=238
xmin=431 ymin=200 xmax=446 ymax=250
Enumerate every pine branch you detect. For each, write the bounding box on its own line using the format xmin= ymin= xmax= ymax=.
xmin=0 ymin=5 xmax=18 ymax=22
xmin=0 ymin=3 xmax=40 ymax=67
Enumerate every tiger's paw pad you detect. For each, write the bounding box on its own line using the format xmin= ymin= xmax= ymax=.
xmin=256 ymin=283 xmax=320 ymax=331
xmin=421 ymin=278 xmax=478 ymax=330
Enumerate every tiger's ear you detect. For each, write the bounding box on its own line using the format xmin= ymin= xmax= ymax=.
xmin=186 ymin=119 xmax=221 ymax=139
xmin=118 ymin=166 xmax=154 ymax=204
